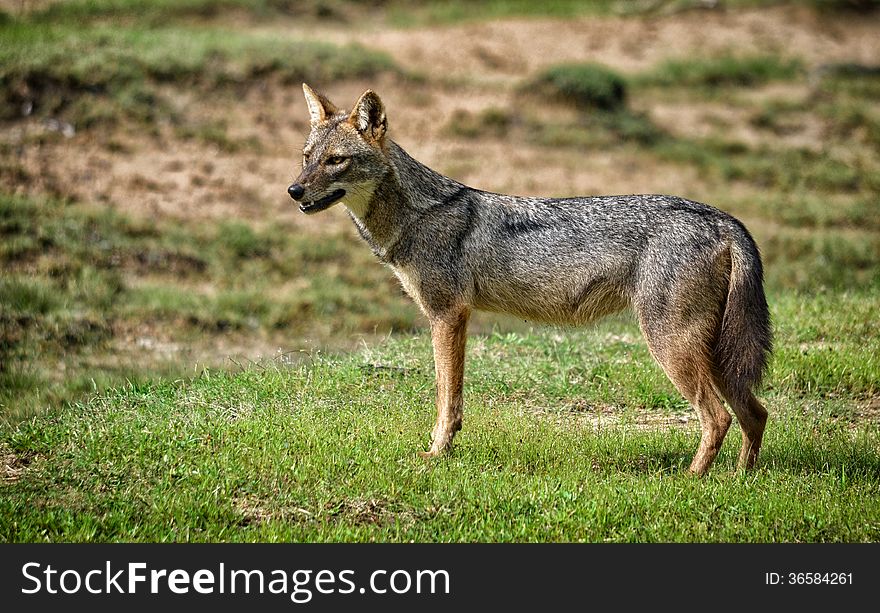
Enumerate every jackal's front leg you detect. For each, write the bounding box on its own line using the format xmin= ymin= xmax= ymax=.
xmin=420 ymin=307 xmax=470 ymax=458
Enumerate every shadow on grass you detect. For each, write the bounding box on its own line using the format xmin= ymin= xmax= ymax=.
xmin=467 ymin=419 xmax=880 ymax=480
xmin=759 ymin=438 xmax=880 ymax=480
xmin=593 ymin=429 xmax=880 ymax=480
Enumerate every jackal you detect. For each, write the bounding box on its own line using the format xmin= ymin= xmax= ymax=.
xmin=287 ymin=84 xmax=772 ymax=475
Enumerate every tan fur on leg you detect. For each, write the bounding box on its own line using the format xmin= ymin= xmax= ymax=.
xmin=420 ymin=307 xmax=470 ymax=458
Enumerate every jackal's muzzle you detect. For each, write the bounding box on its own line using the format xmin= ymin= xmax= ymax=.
xmin=287 ymin=184 xmax=346 ymax=214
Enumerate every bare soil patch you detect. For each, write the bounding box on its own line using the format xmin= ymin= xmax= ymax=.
xmin=1 ymin=442 xmax=34 ymax=483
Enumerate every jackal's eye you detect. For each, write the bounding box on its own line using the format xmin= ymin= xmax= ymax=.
xmin=325 ymin=155 xmax=349 ymax=166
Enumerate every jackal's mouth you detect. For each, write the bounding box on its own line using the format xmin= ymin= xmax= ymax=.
xmin=299 ymin=189 xmax=346 ymax=214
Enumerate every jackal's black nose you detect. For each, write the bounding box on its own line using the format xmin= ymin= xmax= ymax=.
xmin=288 ymin=183 xmax=305 ymax=200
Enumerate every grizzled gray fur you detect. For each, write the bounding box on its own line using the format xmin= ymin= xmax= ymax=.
xmin=288 ymin=85 xmax=772 ymax=475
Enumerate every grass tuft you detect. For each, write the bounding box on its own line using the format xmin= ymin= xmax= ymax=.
xmin=26 ymin=0 xmax=342 ymax=25
xmin=636 ymin=54 xmax=803 ymax=88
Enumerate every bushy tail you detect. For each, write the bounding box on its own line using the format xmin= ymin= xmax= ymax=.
xmin=714 ymin=225 xmax=772 ymax=404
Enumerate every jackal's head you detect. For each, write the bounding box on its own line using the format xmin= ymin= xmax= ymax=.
xmin=288 ymin=84 xmax=389 ymax=217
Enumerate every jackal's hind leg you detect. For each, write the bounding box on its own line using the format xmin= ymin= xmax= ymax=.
xmin=719 ymin=388 xmax=768 ymax=471
xmin=420 ymin=307 xmax=470 ymax=458
xmin=686 ymin=379 xmax=732 ymax=475
xmin=640 ymin=324 xmax=732 ymax=475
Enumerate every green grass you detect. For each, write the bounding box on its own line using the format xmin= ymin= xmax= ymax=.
xmin=384 ymin=0 xmax=621 ymax=25
xmin=527 ymin=110 xmax=665 ymax=147
xmin=654 ymin=139 xmax=877 ymax=193
xmin=2 ymin=300 xmax=878 ymax=542
xmin=445 ymin=106 xmax=661 ymax=146
xmin=768 ymin=291 xmax=879 ymax=397
xmin=634 ymin=54 xmax=803 ymax=88
xmin=0 ymin=19 xmax=398 ymax=125
xmin=13 ymin=0 xmax=347 ymax=25
xmin=445 ymin=107 xmax=513 ymax=139
xmin=818 ymin=64 xmax=880 ymax=100
xmin=0 ymin=194 xmax=420 ymax=424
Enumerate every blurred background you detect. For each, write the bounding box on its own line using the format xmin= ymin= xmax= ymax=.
xmin=1 ymin=0 xmax=878 ymax=424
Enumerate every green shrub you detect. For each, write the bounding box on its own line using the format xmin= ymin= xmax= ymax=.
xmin=527 ymin=63 xmax=627 ymax=111
xmin=0 ymin=279 xmax=62 ymax=315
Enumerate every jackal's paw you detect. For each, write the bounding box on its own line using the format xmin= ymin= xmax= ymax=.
xmin=419 ymin=438 xmax=451 ymax=459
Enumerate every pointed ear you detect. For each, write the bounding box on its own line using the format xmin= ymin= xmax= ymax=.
xmin=302 ymin=83 xmax=338 ymax=124
xmin=348 ymin=90 xmax=387 ymax=142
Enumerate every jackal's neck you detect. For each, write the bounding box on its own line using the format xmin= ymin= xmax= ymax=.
xmin=349 ymin=140 xmax=466 ymax=262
